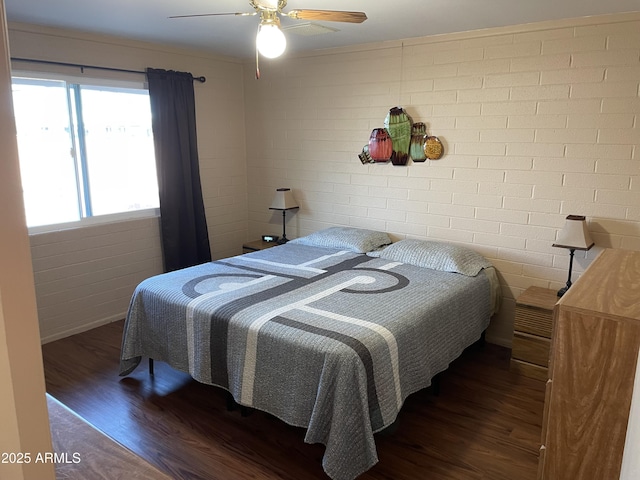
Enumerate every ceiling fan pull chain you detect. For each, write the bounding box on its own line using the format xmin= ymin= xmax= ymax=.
xmin=255 ymin=44 xmax=261 ymax=80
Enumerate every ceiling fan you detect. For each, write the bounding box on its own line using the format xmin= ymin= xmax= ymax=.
xmin=170 ymin=0 xmax=367 ymax=77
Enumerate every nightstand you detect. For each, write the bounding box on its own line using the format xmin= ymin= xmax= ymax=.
xmin=242 ymin=239 xmax=279 ymax=254
xmin=510 ymin=286 xmax=558 ymax=381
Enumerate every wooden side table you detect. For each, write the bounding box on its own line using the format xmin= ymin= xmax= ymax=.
xmin=510 ymin=286 xmax=558 ymax=381
xmin=242 ymin=239 xmax=279 ymax=254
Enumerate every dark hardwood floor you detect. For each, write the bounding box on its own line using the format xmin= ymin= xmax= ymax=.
xmin=42 ymin=320 xmax=544 ymax=480
xmin=47 ymin=394 xmax=172 ymax=479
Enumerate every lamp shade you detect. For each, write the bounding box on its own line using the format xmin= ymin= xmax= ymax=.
xmin=269 ymin=188 xmax=299 ymax=211
xmin=552 ymin=215 xmax=594 ymax=250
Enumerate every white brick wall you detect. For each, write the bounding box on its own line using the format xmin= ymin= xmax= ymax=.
xmin=29 ymin=218 xmax=163 ymax=342
xmin=244 ymin=13 xmax=640 ymax=347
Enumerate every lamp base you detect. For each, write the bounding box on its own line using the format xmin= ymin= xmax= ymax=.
xmin=557 ymin=248 xmax=576 ymax=298
xmin=276 ymin=210 xmax=290 ymax=245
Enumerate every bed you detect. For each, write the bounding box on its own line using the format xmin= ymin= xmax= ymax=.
xmin=119 ymin=227 xmax=501 ymax=480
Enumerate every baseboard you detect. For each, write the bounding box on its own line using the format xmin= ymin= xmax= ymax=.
xmin=485 ymin=333 xmax=512 ymax=349
xmin=40 ymin=313 xmax=126 ymax=344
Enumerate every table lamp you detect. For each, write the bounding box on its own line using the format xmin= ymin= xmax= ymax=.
xmin=552 ymin=214 xmax=594 ymax=297
xmin=269 ymin=188 xmax=299 ymax=244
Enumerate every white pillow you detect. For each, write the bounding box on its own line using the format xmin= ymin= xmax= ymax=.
xmin=289 ymin=227 xmax=392 ymax=253
xmin=370 ymin=239 xmax=492 ymax=276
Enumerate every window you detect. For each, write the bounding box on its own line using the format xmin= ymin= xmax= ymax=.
xmin=11 ymin=75 xmax=159 ymax=229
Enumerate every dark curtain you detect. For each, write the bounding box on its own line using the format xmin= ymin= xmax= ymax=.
xmin=146 ymin=68 xmax=211 ymax=272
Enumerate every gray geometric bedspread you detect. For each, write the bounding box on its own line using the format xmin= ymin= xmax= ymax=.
xmin=119 ymin=243 xmax=492 ymax=480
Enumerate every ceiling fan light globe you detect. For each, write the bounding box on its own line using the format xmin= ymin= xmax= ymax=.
xmin=255 ymin=0 xmax=279 ymax=9
xmin=256 ymin=24 xmax=286 ymax=58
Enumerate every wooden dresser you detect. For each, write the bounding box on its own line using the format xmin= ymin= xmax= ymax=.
xmin=539 ymin=248 xmax=640 ymax=480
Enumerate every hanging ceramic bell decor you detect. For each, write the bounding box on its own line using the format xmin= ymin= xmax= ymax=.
xmin=384 ymin=107 xmax=412 ymax=165
xmin=368 ymin=128 xmax=393 ymax=162
xmin=409 ymin=122 xmax=427 ymax=162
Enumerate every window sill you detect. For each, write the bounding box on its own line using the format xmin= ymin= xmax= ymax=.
xmin=28 ymin=208 xmax=160 ymax=236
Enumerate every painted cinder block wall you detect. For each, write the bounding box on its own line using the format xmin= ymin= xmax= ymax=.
xmin=244 ymin=12 xmax=640 ymax=346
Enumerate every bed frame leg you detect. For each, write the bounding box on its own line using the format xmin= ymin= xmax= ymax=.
xmin=226 ymin=392 xmax=253 ymax=416
xmin=148 ymin=358 xmax=154 ymax=376
xmin=432 ymin=373 xmax=441 ymax=397
xmin=226 ymin=392 xmax=236 ymax=411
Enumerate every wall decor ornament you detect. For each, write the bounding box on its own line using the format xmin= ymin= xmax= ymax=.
xmin=358 ymin=144 xmax=373 ymax=164
xmin=368 ymin=128 xmax=393 ymax=162
xmin=384 ymin=106 xmax=412 ymax=165
xmin=409 ymin=122 xmax=427 ymax=162
xmin=359 ymin=108 xmax=445 ymax=165
xmin=424 ymin=135 xmax=444 ymax=160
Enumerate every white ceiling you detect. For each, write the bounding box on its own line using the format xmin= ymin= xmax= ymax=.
xmin=5 ymin=0 xmax=640 ymax=60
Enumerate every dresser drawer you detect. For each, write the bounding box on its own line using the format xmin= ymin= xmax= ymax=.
xmin=515 ymin=304 xmax=553 ymax=338
xmin=512 ymin=287 xmax=556 ymax=381
xmin=510 ymin=358 xmax=548 ymax=381
xmin=512 ymin=331 xmax=551 ymax=367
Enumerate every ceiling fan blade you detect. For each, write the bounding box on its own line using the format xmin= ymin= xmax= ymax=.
xmin=168 ymin=12 xmax=257 ymax=19
xmin=285 ymin=10 xmax=367 ymax=23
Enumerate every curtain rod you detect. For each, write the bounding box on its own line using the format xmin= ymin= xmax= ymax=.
xmin=10 ymin=57 xmax=207 ymax=83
